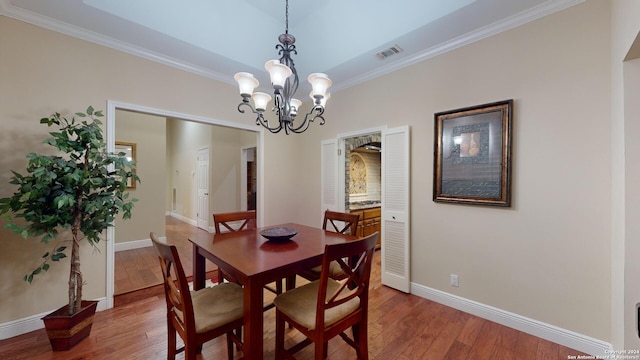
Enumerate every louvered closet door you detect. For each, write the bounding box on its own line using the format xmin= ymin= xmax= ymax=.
xmin=382 ymin=126 xmax=410 ymax=293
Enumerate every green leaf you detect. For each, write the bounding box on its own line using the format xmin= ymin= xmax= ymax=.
xmin=51 ymin=253 xmax=67 ymax=261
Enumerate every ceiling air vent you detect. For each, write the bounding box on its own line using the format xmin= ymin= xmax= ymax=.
xmin=376 ymin=45 xmax=403 ymax=60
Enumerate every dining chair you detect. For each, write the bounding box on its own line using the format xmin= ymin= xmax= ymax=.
xmin=212 ymin=210 xmax=284 ymax=310
xmin=150 ymin=232 xmax=243 ymax=360
xmin=213 ymin=210 xmax=256 ymax=234
xmin=212 ymin=210 xmax=256 ymax=286
xmin=273 ymin=232 xmax=379 ymax=360
xmin=298 ymin=210 xmax=360 ymax=282
xmin=323 ymin=210 xmax=360 ymax=236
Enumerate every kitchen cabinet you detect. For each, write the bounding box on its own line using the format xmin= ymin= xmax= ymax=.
xmin=350 ymin=207 xmax=381 ymax=248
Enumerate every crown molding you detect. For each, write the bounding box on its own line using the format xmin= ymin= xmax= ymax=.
xmin=332 ymin=0 xmax=586 ymax=92
xmin=0 ymin=0 xmax=232 ymax=85
xmin=1 ymin=0 xmax=585 ymax=93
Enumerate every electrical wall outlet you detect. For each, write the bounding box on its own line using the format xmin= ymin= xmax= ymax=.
xmin=450 ymin=274 xmax=459 ymax=287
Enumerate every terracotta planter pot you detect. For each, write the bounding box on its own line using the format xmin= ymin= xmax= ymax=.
xmin=42 ymin=300 xmax=98 ymax=351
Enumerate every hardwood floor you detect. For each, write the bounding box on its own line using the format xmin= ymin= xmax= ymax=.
xmin=0 ymin=218 xmax=590 ymax=359
xmin=114 ymin=216 xmax=217 ymax=296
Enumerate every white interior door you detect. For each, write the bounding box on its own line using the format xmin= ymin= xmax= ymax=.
xmin=381 ymin=126 xmax=410 ymax=292
xmin=196 ymin=148 xmax=209 ymax=230
xmin=321 ymin=139 xmax=339 ymax=214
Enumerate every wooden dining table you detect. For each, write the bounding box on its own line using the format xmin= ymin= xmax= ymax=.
xmin=189 ymin=222 xmax=356 ymax=360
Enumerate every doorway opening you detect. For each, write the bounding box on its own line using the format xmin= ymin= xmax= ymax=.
xmin=243 ymin=147 xmax=257 ymax=211
xmin=343 ymin=132 xmax=382 ymax=248
xmin=106 ymin=100 xmax=263 ymax=309
xmin=330 ymin=125 xmax=410 ymax=293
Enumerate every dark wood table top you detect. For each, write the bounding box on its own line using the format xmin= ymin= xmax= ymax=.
xmin=190 ymin=222 xmax=356 ymax=282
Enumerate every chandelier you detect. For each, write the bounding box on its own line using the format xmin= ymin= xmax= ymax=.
xmin=233 ymin=0 xmax=332 ymax=134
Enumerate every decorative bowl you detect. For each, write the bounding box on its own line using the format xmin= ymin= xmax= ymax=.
xmin=259 ymin=227 xmax=298 ymax=242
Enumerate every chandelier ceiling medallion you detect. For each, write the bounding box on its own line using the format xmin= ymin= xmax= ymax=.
xmin=234 ymin=0 xmax=332 ymax=134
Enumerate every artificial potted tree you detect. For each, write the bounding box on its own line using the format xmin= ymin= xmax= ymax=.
xmin=0 ymin=106 xmax=139 ymax=351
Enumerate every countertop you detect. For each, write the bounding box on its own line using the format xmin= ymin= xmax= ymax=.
xmin=349 ymin=202 xmax=381 ymax=211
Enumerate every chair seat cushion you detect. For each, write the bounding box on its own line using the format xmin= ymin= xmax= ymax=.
xmin=273 ymin=279 xmax=360 ymax=331
xmin=309 ymin=261 xmax=345 ymax=278
xmin=177 ymin=282 xmax=244 ymax=333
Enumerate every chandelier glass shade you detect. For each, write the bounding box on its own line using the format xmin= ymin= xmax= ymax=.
xmin=234 ymin=0 xmax=332 ymax=134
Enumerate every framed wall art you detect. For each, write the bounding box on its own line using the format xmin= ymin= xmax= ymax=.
xmin=433 ymin=99 xmax=513 ymax=207
xmin=115 ymin=141 xmax=137 ymax=189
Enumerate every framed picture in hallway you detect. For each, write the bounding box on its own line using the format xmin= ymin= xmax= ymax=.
xmin=433 ymin=99 xmax=513 ymax=207
xmin=115 ymin=141 xmax=137 ymax=189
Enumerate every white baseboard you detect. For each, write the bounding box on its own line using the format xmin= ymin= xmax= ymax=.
xmin=169 ymin=212 xmax=213 ymax=233
xmin=0 ymin=297 xmax=107 ymax=340
xmin=169 ymin=212 xmax=196 ymax=226
xmin=115 ymin=212 xmax=211 ymax=253
xmin=114 ymin=238 xmax=152 ymax=252
xmin=410 ymin=282 xmax=613 ymax=357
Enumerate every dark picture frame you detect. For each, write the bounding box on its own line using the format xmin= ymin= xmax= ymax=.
xmin=433 ymin=99 xmax=513 ymax=207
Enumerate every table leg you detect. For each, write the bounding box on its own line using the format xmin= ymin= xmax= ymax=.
xmin=243 ymin=280 xmax=265 ymax=359
xmin=285 ymin=275 xmax=296 ymax=291
xmin=192 ymin=246 xmax=206 ymax=290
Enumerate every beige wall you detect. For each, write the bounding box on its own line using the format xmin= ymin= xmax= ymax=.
xmin=2 ymin=0 xmax=638 ymax=349
xmin=0 ymin=15 xmax=295 ymax=322
xmin=623 ymin=56 xmax=640 ymax=350
xmin=292 ymin=0 xmax=612 ymax=342
xmin=210 ymin=126 xmax=245 ymax=214
xmin=114 ymin=110 xmax=166 ymax=243
xmin=611 ymin=0 xmax=640 ymax=349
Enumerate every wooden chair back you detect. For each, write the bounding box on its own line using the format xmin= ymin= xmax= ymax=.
xmin=275 ymin=232 xmax=379 ymax=359
xmin=296 ymin=210 xmax=361 ymax=284
xmin=316 ymin=231 xmax=378 ymax=327
xmin=150 ymin=232 xmax=243 ymax=360
xmin=213 ymin=210 xmax=256 ymax=234
xmin=151 ymin=232 xmax=195 ymax=336
xmin=323 ymin=210 xmax=359 ymax=235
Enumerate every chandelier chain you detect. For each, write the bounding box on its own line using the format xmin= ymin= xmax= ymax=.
xmin=285 ymin=0 xmax=289 ymax=34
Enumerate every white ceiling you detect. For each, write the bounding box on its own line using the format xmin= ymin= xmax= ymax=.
xmin=1 ymin=0 xmax=583 ymax=96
